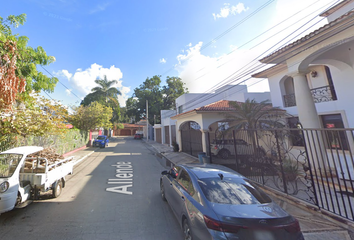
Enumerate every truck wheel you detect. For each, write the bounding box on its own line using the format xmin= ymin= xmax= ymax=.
xmin=219 ymin=149 xmax=230 ymax=159
xmin=53 ymin=180 xmax=63 ymax=198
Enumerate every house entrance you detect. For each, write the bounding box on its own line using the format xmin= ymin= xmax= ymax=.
xmin=180 ymin=121 xmax=203 ymax=157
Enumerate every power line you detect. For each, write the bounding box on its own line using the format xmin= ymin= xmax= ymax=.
xmin=162 ymin=0 xmax=345 ymax=119
xmin=40 ymin=65 xmax=82 ymax=101
xmin=160 ymin=0 xmax=277 ymax=78
xmin=172 ymin=0 xmax=342 ymax=114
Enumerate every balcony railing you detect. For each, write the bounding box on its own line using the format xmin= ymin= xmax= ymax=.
xmin=283 ymin=85 xmax=337 ymax=107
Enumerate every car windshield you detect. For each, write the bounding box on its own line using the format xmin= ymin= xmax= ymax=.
xmin=0 ymin=154 xmax=23 ymax=178
xmin=198 ymin=177 xmax=271 ymax=205
xmin=97 ymin=136 xmax=105 ymax=140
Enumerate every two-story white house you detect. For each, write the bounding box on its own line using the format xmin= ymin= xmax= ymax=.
xmin=252 ymin=0 xmax=354 ymax=179
xmin=253 ymin=0 xmax=354 ymax=129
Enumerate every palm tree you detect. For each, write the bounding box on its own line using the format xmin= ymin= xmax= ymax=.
xmin=223 ymin=98 xmax=285 ymax=155
xmin=91 ymin=75 xmax=122 ymax=103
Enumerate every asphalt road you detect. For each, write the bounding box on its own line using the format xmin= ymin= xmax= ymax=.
xmin=0 ymin=137 xmax=183 ymax=240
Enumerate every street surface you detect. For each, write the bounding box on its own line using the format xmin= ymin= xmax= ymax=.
xmin=0 ymin=137 xmax=183 ymax=240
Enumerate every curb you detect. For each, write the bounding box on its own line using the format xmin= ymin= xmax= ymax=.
xmin=260 ymin=185 xmax=354 ymax=233
xmin=73 ymin=150 xmax=96 ymax=166
xmin=62 ymin=145 xmax=87 ymax=158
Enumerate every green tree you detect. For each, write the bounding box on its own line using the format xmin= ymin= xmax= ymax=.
xmin=0 ymin=93 xmax=69 ymax=151
xmin=126 ymin=75 xmax=187 ymax=124
xmin=0 ymin=14 xmax=58 ymax=103
xmin=162 ymin=76 xmax=188 ymax=110
xmin=69 ymin=102 xmax=113 ymax=131
xmin=118 ymin=107 xmax=131 ymax=123
xmin=90 ymin=75 xmax=121 ymax=103
xmin=81 ymin=75 xmax=121 ymax=124
xmin=125 ymin=97 xmax=139 ymax=123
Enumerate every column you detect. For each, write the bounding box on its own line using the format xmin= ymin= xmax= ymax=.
xmin=292 ymin=72 xmax=326 ymax=169
xmin=161 ymin=125 xmax=165 ymax=144
xmin=177 ymin=129 xmax=182 ymax=152
xmin=201 ymin=129 xmax=209 ymax=154
xmin=292 ymin=73 xmax=320 ymax=128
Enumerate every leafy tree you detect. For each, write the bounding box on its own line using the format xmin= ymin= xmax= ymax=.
xmin=118 ymin=107 xmax=131 ymax=123
xmin=162 ymin=76 xmax=188 ymax=110
xmin=69 ymin=102 xmax=113 ymax=131
xmin=126 ymin=75 xmax=187 ymax=124
xmin=0 ymin=14 xmax=58 ymax=110
xmin=125 ymin=97 xmax=139 ymax=123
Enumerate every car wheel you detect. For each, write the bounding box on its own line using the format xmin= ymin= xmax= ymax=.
xmin=183 ymin=218 xmax=193 ymax=240
xmin=53 ymin=180 xmax=63 ymax=198
xmin=219 ymin=149 xmax=230 ymax=159
xmin=160 ymin=181 xmax=166 ymax=201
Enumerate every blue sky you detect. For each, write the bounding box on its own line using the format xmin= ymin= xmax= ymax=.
xmin=2 ymin=0 xmax=336 ymax=108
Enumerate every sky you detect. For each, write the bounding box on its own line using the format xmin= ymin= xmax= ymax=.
xmin=1 ymin=0 xmax=337 ymax=108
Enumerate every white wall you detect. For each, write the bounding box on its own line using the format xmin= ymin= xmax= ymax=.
xmin=176 ymin=84 xmax=270 ymax=114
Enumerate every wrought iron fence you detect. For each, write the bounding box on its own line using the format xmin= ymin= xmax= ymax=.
xmin=208 ymin=127 xmax=354 ymax=221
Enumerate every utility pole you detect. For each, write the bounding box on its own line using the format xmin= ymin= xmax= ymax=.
xmin=146 ymin=100 xmax=149 ymax=141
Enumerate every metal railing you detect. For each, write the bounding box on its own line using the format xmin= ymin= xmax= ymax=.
xmin=208 ymin=128 xmax=354 ymax=221
xmin=283 ymin=85 xmax=337 ymax=107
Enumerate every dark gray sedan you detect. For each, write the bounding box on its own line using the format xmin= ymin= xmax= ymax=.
xmin=160 ymin=163 xmax=304 ymax=240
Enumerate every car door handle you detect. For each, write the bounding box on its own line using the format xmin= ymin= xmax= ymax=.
xmin=181 ymin=196 xmax=185 ymax=201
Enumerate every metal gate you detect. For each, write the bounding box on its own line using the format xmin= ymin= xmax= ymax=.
xmin=164 ymin=126 xmax=170 ymax=145
xmin=181 ymin=121 xmax=203 ymax=157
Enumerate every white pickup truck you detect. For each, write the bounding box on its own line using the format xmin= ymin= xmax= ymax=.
xmin=0 ymin=146 xmax=74 ymax=214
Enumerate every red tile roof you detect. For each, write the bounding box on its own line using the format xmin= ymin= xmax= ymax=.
xmin=171 ymin=100 xmax=284 ymax=119
xmin=122 ymin=123 xmax=143 ymax=128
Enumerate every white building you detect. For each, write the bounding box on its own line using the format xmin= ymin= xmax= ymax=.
xmin=253 ymin=0 xmax=354 ymax=129
xmin=154 ymin=84 xmax=270 ymax=153
xmin=252 ymin=0 xmax=354 ymax=179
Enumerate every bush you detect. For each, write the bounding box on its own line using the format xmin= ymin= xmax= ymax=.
xmin=4 ymin=129 xmax=89 ymax=155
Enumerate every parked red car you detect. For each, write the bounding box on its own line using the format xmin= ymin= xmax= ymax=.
xmin=134 ymin=133 xmax=143 ymax=139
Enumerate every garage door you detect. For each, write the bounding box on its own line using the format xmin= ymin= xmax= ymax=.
xmin=120 ymin=129 xmax=131 ymax=136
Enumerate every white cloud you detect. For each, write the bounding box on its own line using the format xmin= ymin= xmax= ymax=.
xmin=65 ymin=89 xmax=72 ymax=95
xmin=57 ymin=63 xmax=130 ymax=107
xmin=54 ymin=69 xmax=72 ymax=79
xmin=160 ymin=58 xmax=167 ymax=64
xmin=175 ymin=42 xmax=269 ymax=94
xmin=213 ymin=3 xmax=248 ymax=20
xmin=173 ymin=0 xmax=337 ymax=98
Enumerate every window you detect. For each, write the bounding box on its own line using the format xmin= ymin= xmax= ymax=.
xmin=321 ymin=114 xmax=349 ymax=150
xmin=178 ymin=105 xmax=183 ymax=114
xmin=287 ymin=117 xmax=304 ymax=147
xmin=198 ymin=178 xmax=271 ymax=204
xmin=177 ymin=170 xmax=195 ymax=195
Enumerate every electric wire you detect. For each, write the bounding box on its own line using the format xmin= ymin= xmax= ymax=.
xmin=165 ymin=0 xmax=343 ymax=118
xmin=160 ymin=0 xmax=277 ymax=77
xmin=177 ymin=9 xmax=354 ymax=117
xmin=183 ymin=0 xmax=340 ymax=100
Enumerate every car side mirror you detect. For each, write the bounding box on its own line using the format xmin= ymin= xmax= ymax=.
xmin=161 ymin=170 xmax=168 ymax=175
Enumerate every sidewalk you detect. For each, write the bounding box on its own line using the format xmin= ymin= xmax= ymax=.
xmin=143 ymin=139 xmax=354 ymax=240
